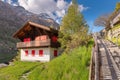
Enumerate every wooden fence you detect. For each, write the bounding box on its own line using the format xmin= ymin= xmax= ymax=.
xmin=89 ymin=35 xmax=99 ymax=80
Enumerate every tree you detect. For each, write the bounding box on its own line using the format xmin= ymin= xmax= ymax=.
xmin=95 ymin=2 xmax=120 ymax=29
xmin=115 ymin=2 xmax=120 ymax=12
xmin=72 ymin=0 xmax=77 ymax=4
xmin=94 ymin=14 xmax=111 ymax=30
xmin=94 ymin=14 xmax=112 ymax=38
xmin=59 ymin=0 xmax=89 ymax=52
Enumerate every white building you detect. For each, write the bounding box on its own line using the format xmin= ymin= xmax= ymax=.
xmin=13 ymin=22 xmax=60 ymax=62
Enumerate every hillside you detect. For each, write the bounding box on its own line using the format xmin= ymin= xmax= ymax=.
xmin=0 ymin=40 xmax=93 ymax=80
xmin=0 ymin=1 xmax=59 ymax=63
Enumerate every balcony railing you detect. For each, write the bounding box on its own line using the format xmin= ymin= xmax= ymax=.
xmin=17 ymin=39 xmax=50 ymax=48
xmin=17 ymin=39 xmax=60 ymax=48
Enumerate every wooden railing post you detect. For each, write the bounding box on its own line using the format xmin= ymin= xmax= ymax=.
xmin=89 ymin=34 xmax=99 ymax=80
xmin=94 ymin=35 xmax=99 ymax=80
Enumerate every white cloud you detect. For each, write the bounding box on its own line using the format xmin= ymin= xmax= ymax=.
xmin=78 ymin=5 xmax=88 ymax=12
xmin=12 ymin=2 xmax=18 ymax=6
xmin=1 ymin=0 xmax=12 ymax=4
xmin=2 ymin=0 xmax=88 ymax=22
xmin=56 ymin=9 xmax=65 ymax=17
xmin=18 ymin=0 xmax=57 ymax=14
xmin=7 ymin=0 xmax=12 ymax=4
xmin=57 ymin=0 xmax=68 ymax=10
xmin=18 ymin=0 xmax=58 ymax=19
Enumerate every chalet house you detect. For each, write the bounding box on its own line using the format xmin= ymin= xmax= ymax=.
xmin=13 ymin=22 xmax=60 ymax=62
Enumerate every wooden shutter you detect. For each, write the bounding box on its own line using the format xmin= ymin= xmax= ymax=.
xmin=54 ymin=50 xmax=57 ymax=57
xmin=32 ymin=50 xmax=35 ymax=56
xmin=25 ymin=50 xmax=28 ymax=56
xmin=39 ymin=50 xmax=43 ymax=56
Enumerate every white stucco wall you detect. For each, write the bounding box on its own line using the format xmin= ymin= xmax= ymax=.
xmin=20 ymin=48 xmax=51 ymax=62
xmin=20 ymin=47 xmax=59 ymax=62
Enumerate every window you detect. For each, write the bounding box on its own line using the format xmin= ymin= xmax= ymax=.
xmin=25 ymin=50 xmax=28 ymax=56
xmin=32 ymin=50 xmax=35 ymax=56
xmin=54 ymin=50 xmax=57 ymax=57
xmin=39 ymin=50 xmax=43 ymax=56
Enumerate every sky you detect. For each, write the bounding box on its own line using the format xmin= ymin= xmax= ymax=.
xmin=1 ymin=0 xmax=120 ymax=32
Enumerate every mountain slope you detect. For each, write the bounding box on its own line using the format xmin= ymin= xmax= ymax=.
xmin=0 ymin=1 xmax=59 ymax=63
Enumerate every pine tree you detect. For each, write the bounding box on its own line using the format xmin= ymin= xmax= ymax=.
xmin=59 ymin=0 xmax=89 ymax=52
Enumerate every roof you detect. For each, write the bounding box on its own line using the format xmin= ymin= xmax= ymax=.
xmin=13 ymin=21 xmax=58 ymax=38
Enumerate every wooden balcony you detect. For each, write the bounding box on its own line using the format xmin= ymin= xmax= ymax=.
xmin=17 ymin=39 xmax=60 ymax=48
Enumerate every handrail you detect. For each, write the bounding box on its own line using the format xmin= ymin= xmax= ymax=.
xmin=89 ymin=47 xmax=94 ymax=80
xmin=17 ymin=39 xmax=51 ymax=48
xmin=94 ymin=36 xmax=99 ymax=80
xmin=89 ymin=35 xmax=99 ymax=80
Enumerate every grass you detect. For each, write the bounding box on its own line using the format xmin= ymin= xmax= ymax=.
xmin=0 ymin=61 xmax=40 ymax=80
xmin=28 ymin=40 xmax=93 ymax=80
xmin=0 ymin=40 xmax=93 ymax=80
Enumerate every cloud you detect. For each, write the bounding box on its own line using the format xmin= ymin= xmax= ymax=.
xmin=18 ymin=0 xmax=57 ymax=13
xmin=2 ymin=0 xmax=88 ymax=22
xmin=57 ymin=0 xmax=68 ymax=10
xmin=56 ymin=9 xmax=65 ymax=17
xmin=2 ymin=0 xmax=12 ymax=4
xmin=18 ymin=0 xmax=57 ymax=19
xmin=78 ymin=5 xmax=89 ymax=12
xmin=7 ymin=0 xmax=12 ymax=4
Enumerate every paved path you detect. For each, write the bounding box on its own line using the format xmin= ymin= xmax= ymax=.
xmin=97 ymin=38 xmax=120 ymax=80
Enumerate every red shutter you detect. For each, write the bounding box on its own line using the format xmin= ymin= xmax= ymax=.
xmin=39 ymin=50 xmax=43 ymax=56
xmin=24 ymin=38 xmax=31 ymax=42
xmin=52 ymin=36 xmax=57 ymax=42
xmin=32 ymin=50 xmax=35 ymax=56
xmin=25 ymin=50 xmax=28 ymax=56
xmin=27 ymin=38 xmax=31 ymax=42
xmin=24 ymin=38 xmax=27 ymax=42
xmin=54 ymin=50 xmax=57 ymax=57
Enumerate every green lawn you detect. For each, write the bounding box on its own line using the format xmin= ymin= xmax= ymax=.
xmin=0 ymin=61 xmax=40 ymax=80
xmin=0 ymin=41 xmax=93 ymax=80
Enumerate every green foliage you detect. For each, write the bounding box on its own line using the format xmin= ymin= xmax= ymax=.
xmin=72 ymin=0 xmax=77 ymax=5
xmin=109 ymin=37 xmax=120 ymax=46
xmin=0 ymin=61 xmax=40 ymax=80
xmin=12 ymin=50 xmax=21 ymax=61
xmin=59 ymin=2 xmax=90 ymax=52
xmin=28 ymin=40 xmax=93 ymax=80
xmin=0 ymin=40 xmax=94 ymax=80
xmin=111 ymin=24 xmax=120 ymax=31
xmin=115 ymin=2 xmax=120 ymax=11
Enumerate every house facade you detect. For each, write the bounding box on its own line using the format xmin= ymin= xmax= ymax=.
xmin=13 ymin=22 xmax=60 ymax=62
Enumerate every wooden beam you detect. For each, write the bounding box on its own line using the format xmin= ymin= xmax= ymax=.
xmin=35 ymin=27 xmax=42 ymax=36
